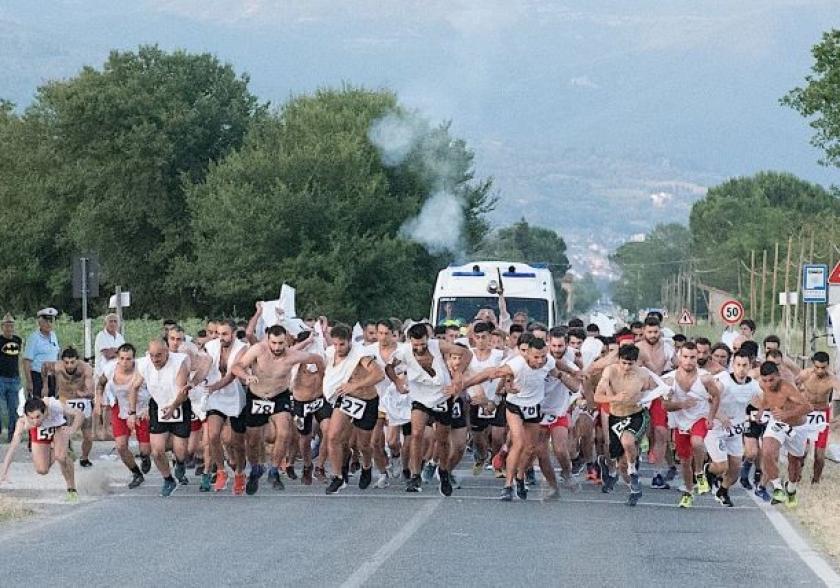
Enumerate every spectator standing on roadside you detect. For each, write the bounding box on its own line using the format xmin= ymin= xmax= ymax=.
xmin=23 ymin=308 xmax=60 ymax=398
xmin=0 ymin=313 xmax=22 ymax=441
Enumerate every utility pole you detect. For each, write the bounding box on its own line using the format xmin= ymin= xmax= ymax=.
xmin=783 ymin=236 xmax=793 ymax=351
xmin=750 ymin=250 xmax=756 ymax=319
xmin=771 ymin=241 xmax=780 ymax=330
xmin=760 ymin=249 xmax=767 ymax=326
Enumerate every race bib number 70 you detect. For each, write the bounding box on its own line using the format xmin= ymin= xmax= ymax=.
xmin=158 ymin=406 xmax=184 ymax=423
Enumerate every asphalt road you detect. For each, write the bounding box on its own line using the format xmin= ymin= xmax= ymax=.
xmin=0 ymin=453 xmax=832 ymax=588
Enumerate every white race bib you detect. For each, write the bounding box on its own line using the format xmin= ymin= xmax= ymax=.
xmin=478 ymin=406 xmax=497 ymax=419
xmin=540 ymin=413 xmax=558 ymax=426
xmin=303 ymin=398 xmax=324 ymax=416
xmin=451 ymin=401 xmax=462 ymax=419
xmin=65 ymin=398 xmax=92 ymax=419
xmin=251 ymin=399 xmax=275 ymax=416
xmin=431 ymin=401 xmax=448 ymax=413
xmin=35 ymin=426 xmax=56 ymax=441
xmin=770 ymin=420 xmax=794 ymax=437
xmin=727 ymin=423 xmax=745 ymax=437
xmin=520 ymin=405 xmax=539 ymax=420
xmin=158 ymin=405 xmax=184 ymax=423
xmin=806 ymin=410 xmax=828 ymax=426
xmin=337 ymin=396 xmax=367 ymax=420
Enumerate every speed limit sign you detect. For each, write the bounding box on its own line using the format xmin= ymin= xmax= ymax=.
xmin=720 ymin=299 xmax=745 ymax=325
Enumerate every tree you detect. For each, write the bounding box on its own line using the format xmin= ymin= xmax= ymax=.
xmin=688 ymin=171 xmax=837 ymax=293
xmin=474 ymin=218 xmax=571 ymax=313
xmin=180 ymin=87 xmax=493 ymax=320
xmin=25 ymin=45 xmax=261 ymax=315
xmin=610 ymin=224 xmax=691 ymax=314
xmin=783 ymin=29 xmax=840 ymax=167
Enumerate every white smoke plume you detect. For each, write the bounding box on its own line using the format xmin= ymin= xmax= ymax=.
xmin=368 ymin=110 xmax=466 ymax=256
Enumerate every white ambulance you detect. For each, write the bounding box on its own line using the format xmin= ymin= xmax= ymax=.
xmin=430 ymin=261 xmax=559 ymax=328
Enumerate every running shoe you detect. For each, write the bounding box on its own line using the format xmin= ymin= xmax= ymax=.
xmin=472 ymin=459 xmax=485 ymax=477
xmin=246 ymin=464 xmax=264 ymax=495
xmin=439 ymin=469 xmax=453 ymax=497
xmin=140 ymin=454 xmax=151 ymax=474
xmin=450 ymin=473 xmax=461 ymax=489
xmin=421 ymin=462 xmax=437 ymax=484
xmin=753 ymin=469 xmax=762 ymax=488
xmin=79 ymin=458 xmax=93 ymax=468
xmin=494 ymin=468 xmax=506 ymax=479
xmin=586 ymin=463 xmax=601 ymax=484
xmin=664 ymin=465 xmax=678 ymax=482
xmin=601 ymin=472 xmax=617 ymax=494
xmin=66 ymin=489 xmax=79 ymax=503
xmin=695 ymin=473 xmax=710 ymax=495
xmin=213 ymin=470 xmax=228 ymax=492
xmin=629 ymin=473 xmax=641 ymax=494
xmin=269 ymin=468 xmax=285 ymax=491
xmin=491 ymin=451 xmax=507 ymax=471
xmin=406 ymin=475 xmax=422 ymax=493
xmin=129 ymin=472 xmax=145 ymax=490
xmin=515 ymin=478 xmax=528 ymax=500
xmin=313 ymin=466 xmax=327 ymax=483
xmin=350 ymin=459 xmax=361 ymax=474
xmin=359 ymin=467 xmax=373 ymax=490
xmin=678 ymin=492 xmax=693 ymax=508
xmin=302 ymin=465 xmax=313 ymax=486
xmin=233 ymin=473 xmax=246 ymax=496
xmin=387 ymin=461 xmax=402 ymax=480
xmin=326 ymin=476 xmax=347 ymax=495
xmin=650 ymin=473 xmax=670 ymax=490
xmin=771 ymin=488 xmax=788 ymax=505
xmin=374 ymin=473 xmax=390 ymax=489
xmin=715 ymin=487 xmax=733 ymax=507
xmin=704 ymin=463 xmax=718 ymax=490
xmin=739 ymin=461 xmax=752 ymax=489
xmin=194 ymin=458 xmax=205 ymax=477
xmin=198 ymin=473 xmax=211 ymax=492
xmin=543 ymin=487 xmax=560 ymax=501
xmin=161 ymin=477 xmax=178 ymax=497
xmin=786 ymin=491 xmax=798 ymax=509
xmin=561 ymin=475 xmax=580 ymax=493
xmin=285 ymin=465 xmax=298 ymax=481
xmin=754 ymin=486 xmax=771 ymax=502
xmin=627 ymin=491 xmax=641 ymax=507
xmin=500 ymin=486 xmax=514 ymax=502
xmin=525 ymin=468 xmax=537 ymax=488
xmin=174 ymin=462 xmax=189 ymax=485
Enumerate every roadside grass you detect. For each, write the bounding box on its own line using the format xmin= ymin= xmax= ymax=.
xmin=0 ymin=494 xmax=33 ymax=522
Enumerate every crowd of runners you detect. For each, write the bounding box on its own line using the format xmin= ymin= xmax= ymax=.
xmin=0 ymin=303 xmax=834 ymax=507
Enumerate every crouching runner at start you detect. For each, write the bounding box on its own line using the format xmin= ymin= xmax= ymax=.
xmin=0 ymin=396 xmax=84 ymax=502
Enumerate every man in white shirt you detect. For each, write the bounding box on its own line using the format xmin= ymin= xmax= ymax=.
xmin=94 ymin=314 xmax=124 ymax=376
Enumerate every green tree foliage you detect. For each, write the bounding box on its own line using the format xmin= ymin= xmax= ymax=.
xmin=474 ymin=218 xmax=571 ymax=313
xmin=181 ymin=87 xmax=494 ymax=321
xmin=475 ymin=218 xmax=570 ymax=275
xmin=0 ymin=101 xmax=72 ymax=311
xmin=572 ymin=273 xmax=601 ymax=315
xmin=689 ymin=171 xmax=837 ymax=293
xmin=610 ymin=224 xmax=691 ymax=314
xmin=23 ymin=45 xmax=260 ymax=315
xmin=783 ymin=29 xmax=840 ymax=167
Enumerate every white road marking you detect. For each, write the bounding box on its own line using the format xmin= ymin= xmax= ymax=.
xmin=748 ymin=492 xmax=840 ymax=586
xmin=340 ymin=498 xmax=441 ymax=588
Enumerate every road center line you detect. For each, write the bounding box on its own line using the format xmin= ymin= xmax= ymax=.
xmin=340 ymin=498 xmax=441 ymax=588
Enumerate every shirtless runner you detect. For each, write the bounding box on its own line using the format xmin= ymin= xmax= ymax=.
xmin=290 ymin=330 xmax=330 ymax=486
xmin=795 ymin=351 xmax=838 ymax=484
xmin=54 ymin=347 xmax=95 ymax=467
xmin=232 ymin=324 xmax=323 ymax=495
xmin=593 ymin=344 xmax=657 ymax=506
xmin=756 ymin=361 xmax=813 ymax=506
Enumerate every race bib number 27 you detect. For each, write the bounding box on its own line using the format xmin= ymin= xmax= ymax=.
xmin=338 ymin=397 xmax=367 ymax=420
